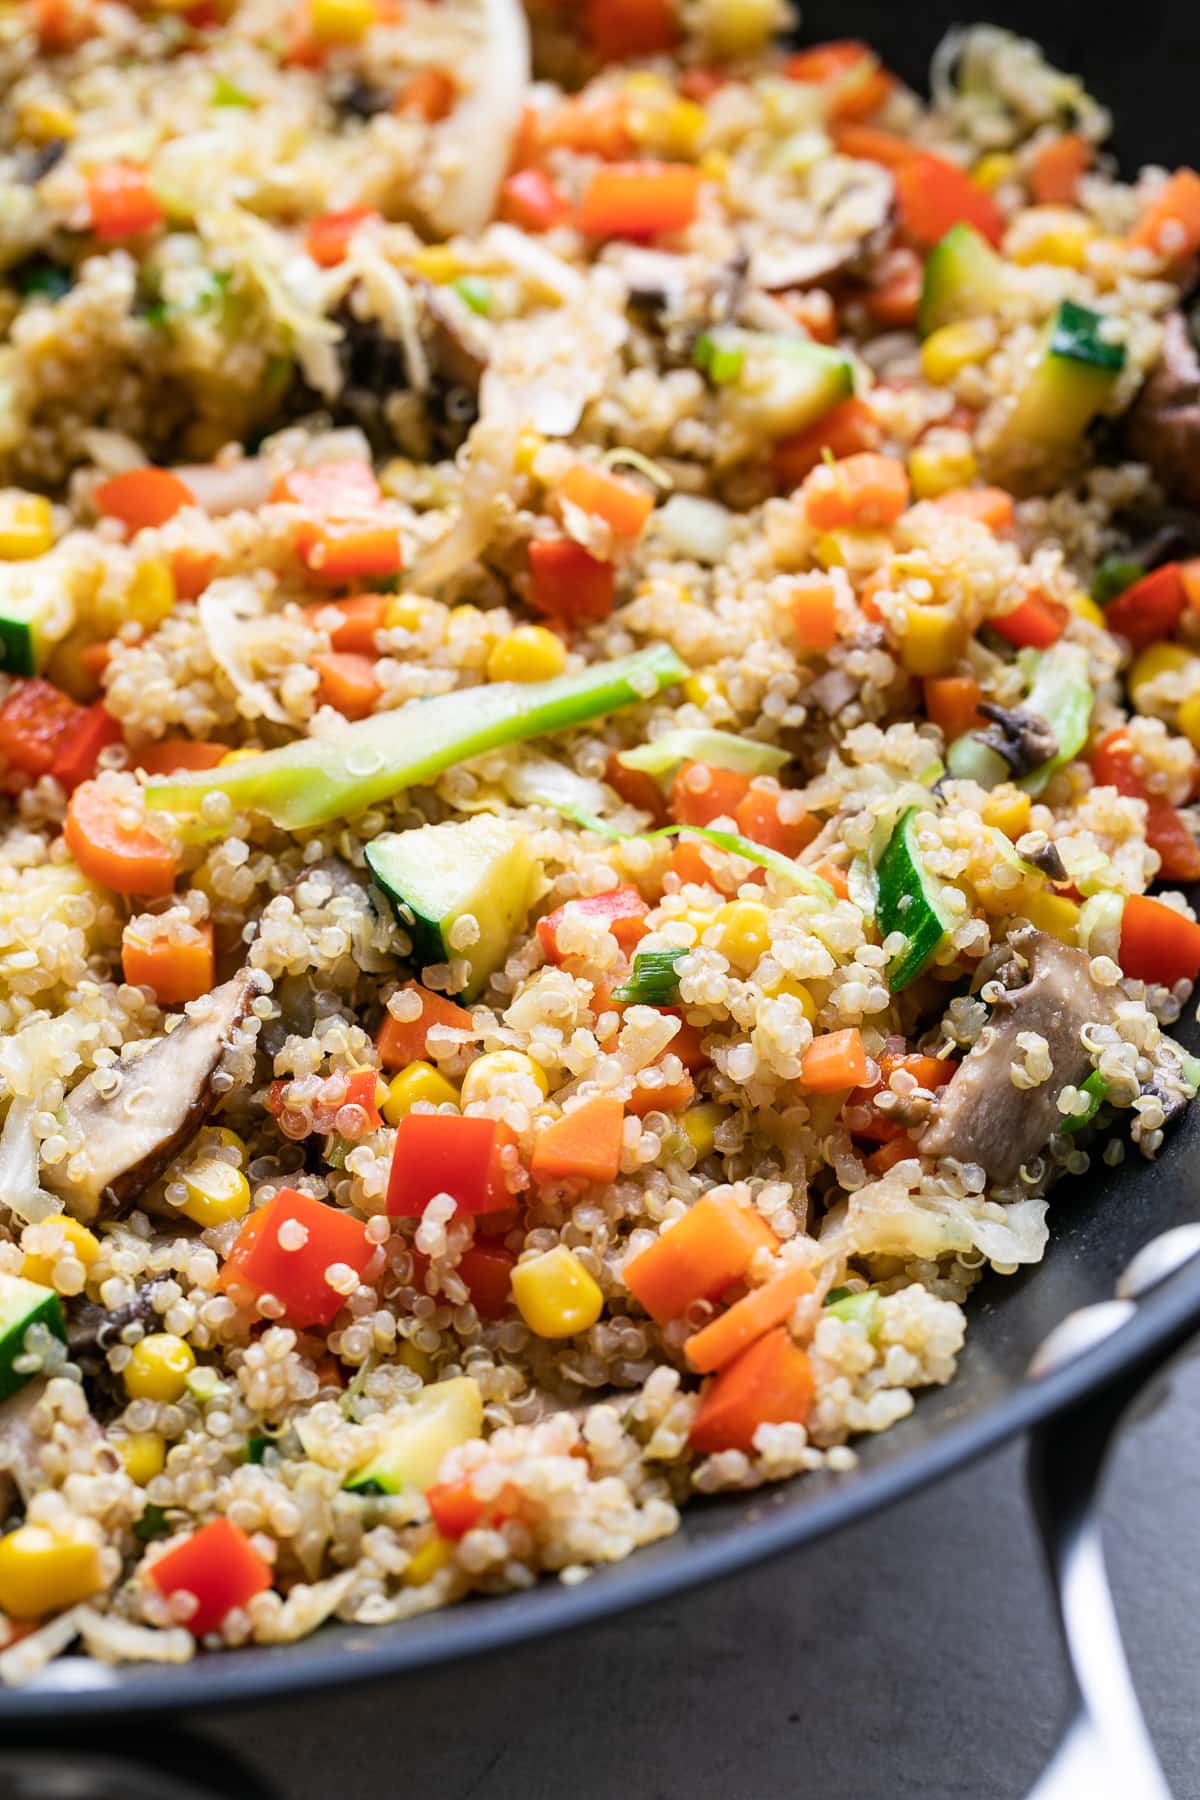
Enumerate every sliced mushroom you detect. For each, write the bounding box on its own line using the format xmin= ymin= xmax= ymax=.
xmin=976 ymin=701 xmax=1058 ymax=779
xmin=68 ymin=1280 xmax=169 ymax=1405
xmin=422 ymin=285 xmax=489 ymax=394
xmin=1020 ymin=839 xmax=1068 ymax=883
xmin=1125 ymin=311 xmax=1200 ymax=509
xmin=43 ymin=971 xmax=258 ymax=1223
xmin=749 ymin=241 xmax=867 ymax=292
xmin=920 ymin=927 xmax=1119 ymax=1187
xmin=602 ymin=245 xmax=691 ymax=310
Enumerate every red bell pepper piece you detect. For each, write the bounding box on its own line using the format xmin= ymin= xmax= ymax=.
xmin=499 ymin=169 xmax=572 ymax=232
xmin=1102 ymin=563 xmax=1187 ymax=650
xmin=149 ymin=1517 xmax=271 ymax=1635
xmin=457 ymin=1243 xmax=516 ymax=1319
xmin=1091 ymin=728 xmax=1200 ymax=882
xmin=991 ymin=590 xmax=1068 ymax=649
xmin=0 ymin=680 xmax=82 ymax=777
xmin=304 ymin=206 xmax=381 ymax=268
xmin=50 ymin=702 xmax=122 ymax=791
xmin=387 ymin=1114 xmax=516 ymax=1217
xmin=86 ymin=163 xmax=164 ymax=240
xmin=893 ymin=153 xmax=1004 ymax=248
xmin=527 ymin=538 xmax=615 ymax=624
xmin=219 ymin=1189 xmax=374 ymax=1328
xmin=537 ymin=885 xmax=650 ymax=959
xmin=1119 ymin=893 xmax=1200 ymax=987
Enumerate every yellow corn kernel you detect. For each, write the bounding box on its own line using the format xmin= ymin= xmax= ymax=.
xmin=982 ymin=786 xmax=1033 ymax=839
xmin=126 ymin=558 xmax=176 ymax=628
xmin=124 ymin=1333 xmax=195 ymax=1403
xmin=698 ymin=0 xmax=777 ymax=56
xmin=459 ymin=1050 xmax=548 ymax=1109
xmin=383 ymin=1061 xmax=460 ymax=1125
xmin=1128 ymin=642 xmax=1198 ymax=712
xmin=46 ymin=633 xmax=102 ymax=703
xmin=514 ymin=430 xmax=544 ymax=475
xmin=409 ymin=246 xmax=459 ymax=283
xmin=511 ymin=1245 xmax=604 ymax=1339
xmin=973 ymin=151 xmax=1015 ymax=192
xmin=898 ymin=603 xmax=966 ymax=677
xmin=486 ymin=625 xmax=567 ymax=684
xmin=907 ymin=439 xmax=979 ymax=501
xmin=385 ymin=594 xmax=431 ymax=631
xmin=698 ymin=149 xmax=728 ymax=183
xmin=116 ymin=1431 xmax=166 ymax=1486
xmin=919 ymin=319 xmax=997 ymax=385
xmin=220 ymin=748 xmax=260 ymax=766
xmin=682 ymin=671 xmax=725 ymax=708
xmin=1006 ymin=206 xmax=1097 ymax=270
xmin=632 ymin=96 xmax=706 ymax=159
xmin=405 ymin=1534 xmax=455 ymax=1586
xmin=710 ymin=900 xmax=771 ymax=969
xmin=0 ymin=1525 xmax=105 ymax=1619
xmin=21 ymin=1217 xmax=100 ymax=1288
xmin=1177 ymin=692 xmax=1200 ymax=752
xmin=1022 ymin=888 xmax=1082 ymax=944
xmin=1067 ymin=589 xmax=1106 ymax=628
xmin=681 ymin=1101 xmax=725 ymax=1157
xmin=0 ymin=492 xmax=53 ymax=560
xmin=309 ymin=0 xmax=374 ymax=42
xmin=812 ymin=529 xmax=893 ymax=574
xmin=763 ymin=974 xmax=816 ymax=1020
xmin=397 ymin=1339 xmax=435 ymax=1381
xmin=16 ymin=96 xmax=77 ymax=143
xmin=179 ymin=1159 xmax=251 ymax=1229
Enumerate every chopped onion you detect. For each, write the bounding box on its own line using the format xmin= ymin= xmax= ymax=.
xmin=653 ymin=494 xmax=736 ymax=564
xmin=503 ymin=754 xmax=612 ymax=818
xmin=486 ymin=224 xmax=585 ymax=305
xmin=171 ymin=458 xmax=273 ymax=515
xmin=0 ymin=1097 xmax=60 ymax=1227
xmin=198 ymin=583 xmax=291 ymax=724
xmin=428 ymin=0 xmax=531 ymax=236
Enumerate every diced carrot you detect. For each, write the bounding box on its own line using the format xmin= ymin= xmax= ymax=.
xmin=658 ymin=1011 xmax=710 ymax=1072
xmin=298 ymin=521 xmax=403 ymax=584
xmin=304 ymin=593 xmax=388 ymax=654
xmin=576 ymin=162 xmax=703 ymax=239
xmin=771 ymin=398 xmax=881 ymax=491
xmin=666 ymin=839 xmax=715 ymax=888
xmin=499 ymin=169 xmax=572 ymax=233
xmin=1090 ymin=728 xmax=1200 ymax=883
xmin=931 ymin=486 xmax=1015 ymax=533
xmin=688 ymin=1326 xmax=814 ymax=1453
xmin=538 ymin=94 xmax=631 ymax=160
xmin=800 ymin=1027 xmax=868 ymax=1093
xmin=1128 ymin=168 xmax=1200 ymax=265
xmin=377 ymin=982 xmax=476 ymax=1070
xmin=1030 ymin=132 xmax=1091 ymax=206
xmin=858 ymin=568 xmax=889 ymax=624
xmin=685 ymin=1263 xmax=815 ymax=1374
xmin=79 ymin=641 xmax=113 ymax=681
xmin=425 ymin=1477 xmax=488 ymax=1539
xmin=991 ymin=589 xmax=1068 ymax=650
xmin=879 ymin=1051 xmax=955 ymax=1090
xmin=816 ymin=860 xmax=850 ymax=899
xmin=627 ymin=1066 xmax=694 ymax=1117
xmin=604 ymin=750 xmax=669 ymax=823
xmin=802 ymin=452 xmax=910 ymax=530
xmin=923 ymin=674 xmax=984 ymax=739
xmin=670 ymin=761 xmax=753 ymax=828
xmin=304 ymin=206 xmax=381 ymax=268
xmin=0 ymin=680 xmax=81 ymax=778
xmin=1102 ymin=563 xmax=1186 ymax=650
xmin=863 ymin=245 xmax=923 ymax=328
xmin=527 ymin=538 xmax=615 ymax=623
xmin=734 ymin=787 xmax=819 ymax=857
xmin=133 ymin=738 xmax=228 ymax=777
xmin=623 ymin=1192 xmax=779 ymax=1325
xmin=313 ymin=650 xmax=381 ymax=720
xmin=1119 ymin=893 xmax=1200 ymax=987
xmin=558 ymin=463 xmax=654 ymax=540
xmin=34 ymin=0 xmax=94 ymax=51
xmin=583 ymin=0 xmax=677 ymax=61
xmin=866 ymin=1135 xmax=920 ymax=1175
xmin=830 ymin=121 xmax=915 ymax=169
xmin=789 ymin=580 xmax=840 ymax=652
xmin=783 ymin=40 xmax=892 ymax=121
xmin=538 ymin=886 xmax=650 ymax=959
xmin=893 ymin=154 xmax=1005 ymax=249
xmin=64 ymin=780 xmax=176 ymax=896
xmin=393 ymin=69 xmax=455 ymax=121
xmin=122 ymin=918 xmax=215 ymax=1005
xmin=677 ymin=67 xmax=724 ymax=102
xmin=170 ymin=548 xmax=216 ymax=599
xmin=49 ymin=701 xmax=122 ymax=791
xmin=86 ymin=163 xmax=164 ymax=240
xmin=530 ymin=1093 xmax=625 ymax=1185
xmin=95 ymin=468 xmax=195 ymax=532
xmin=778 ymin=289 xmax=836 ymax=343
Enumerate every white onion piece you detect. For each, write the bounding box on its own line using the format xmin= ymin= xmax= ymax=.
xmin=503 ymin=754 xmax=611 ymax=817
xmin=172 ymin=458 xmax=273 ymax=516
xmin=0 ymin=1096 xmax=59 ymax=1227
xmin=653 ymin=495 xmax=737 ymax=565
xmin=428 ymin=0 xmax=531 ymax=236
xmin=198 ymin=583 xmax=291 ymax=724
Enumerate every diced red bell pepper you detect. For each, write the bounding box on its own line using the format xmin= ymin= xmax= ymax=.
xmin=305 ymin=206 xmax=381 ymax=268
xmin=457 ymin=1242 xmax=516 ymax=1319
xmin=582 ymin=0 xmax=677 ymax=61
xmin=386 ymin=1114 xmax=516 ymax=1217
xmin=219 ymin=1189 xmax=374 ymax=1328
xmin=148 ymin=1517 xmax=271 ymax=1636
xmin=1091 ymin=728 xmax=1200 ymax=883
xmin=1102 ymin=562 xmax=1186 ymax=650
xmin=991 ymin=590 xmax=1068 ymax=649
xmin=86 ymin=163 xmax=164 ymax=240
xmin=537 ymin=885 xmax=650 ymax=960
xmin=499 ymin=169 xmax=572 ymax=233
xmin=425 ymin=1477 xmax=488 ymax=1539
xmin=1119 ymin=893 xmax=1200 ymax=987
xmin=527 ymin=538 xmax=615 ymax=624
xmin=270 ymin=460 xmax=382 ymax=512
xmin=893 ymin=153 xmax=1004 ymax=248
xmin=0 ymin=679 xmax=82 ymax=778
xmin=50 ymin=702 xmax=122 ymax=791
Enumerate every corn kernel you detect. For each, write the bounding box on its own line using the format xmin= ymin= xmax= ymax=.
xmin=511 ymin=1245 xmax=604 ymax=1338
xmin=710 ymin=900 xmax=771 ymax=968
xmin=180 ymin=1159 xmax=251 ymax=1228
xmin=898 ymin=603 xmax=965 ymax=677
xmin=908 ymin=439 xmax=979 ymax=500
xmin=514 ymin=430 xmax=544 ymax=475
xmin=404 ymin=1534 xmax=455 ymax=1586
xmin=397 ymin=1339 xmax=435 ymax=1381
xmin=1067 ymin=589 xmax=1106 ymax=628
xmin=698 ymin=149 xmax=728 ymax=183
xmin=1022 ymin=888 xmax=1082 ymax=944
xmin=681 ymin=1102 xmax=725 ymax=1157
xmin=385 ymin=594 xmax=431 ymax=631
xmin=124 ymin=1333 xmax=195 ymax=1403
xmin=409 ymin=246 xmax=459 ymax=283
xmin=0 ymin=1525 xmax=104 ymax=1619
xmin=1006 ymin=206 xmax=1097 ymax=270
xmin=17 ymin=96 xmax=77 ymax=143
xmin=0 ymin=492 xmax=53 ymax=560
xmin=21 ymin=1217 xmax=101 ymax=1288
xmin=973 ymin=151 xmax=1016 ymax=192
xmin=117 ymin=1431 xmax=166 ymax=1486
xmin=459 ymin=1050 xmax=548 ymax=1109
xmin=1128 ymin=642 xmax=1198 ymax=712
xmin=812 ymin=529 xmax=893 ymax=573
xmin=920 ymin=320 xmax=997 ymax=385
xmin=1178 ymin=693 xmax=1200 ymax=752
xmin=47 ymin=633 xmax=102 ymax=703
xmin=486 ymin=625 xmax=567 ymax=684
xmin=383 ymin=1061 xmax=461 ymax=1124
xmin=220 ymin=748 xmax=260 ymax=766
xmin=698 ymin=0 xmax=777 ymax=57
xmin=631 ymin=96 xmax=706 ymax=159
xmin=763 ymin=974 xmax=816 ymax=1020
xmin=126 ymin=558 xmax=176 ymax=628
xmin=309 ymin=0 xmax=374 ymax=43
xmin=682 ymin=671 xmax=726 ymax=709
xmin=982 ymin=786 xmax=1033 ymax=839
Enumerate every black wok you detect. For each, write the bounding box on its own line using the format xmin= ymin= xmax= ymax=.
xmin=4 ymin=11 xmax=1200 ymax=1798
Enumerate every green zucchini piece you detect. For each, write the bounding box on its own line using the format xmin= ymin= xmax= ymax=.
xmin=996 ymin=299 xmax=1125 ymax=459
xmin=344 ymin=1377 xmax=483 ymax=1496
xmin=1016 ymin=642 xmax=1093 ymax=796
xmin=876 ymin=806 xmax=960 ymax=991
xmin=823 ymin=1286 xmax=882 ymax=1338
xmin=917 ymin=223 xmax=1009 ymax=337
xmin=696 ymin=328 xmax=855 ymax=436
xmin=0 ymin=1271 xmax=65 ymax=1402
xmin=367 ymin=815 xmax=537 ymax=1002
xmin=618 ymin=728 xmax=788 ymax=784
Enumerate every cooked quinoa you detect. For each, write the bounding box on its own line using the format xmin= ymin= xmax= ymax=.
xmin=0 ymin=0 xmax=1198 ymax=1680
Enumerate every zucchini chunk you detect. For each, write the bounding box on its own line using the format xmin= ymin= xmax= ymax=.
xmin=0 ymin=1272 xmax=65 ymax=1402
xmin=918 ymin=223 xmax=1009 ymax=337
xmin=344 ymin=1377 xmax=484 ymax=1496
xmin=876 ymin=807 xmax=960 ymax=991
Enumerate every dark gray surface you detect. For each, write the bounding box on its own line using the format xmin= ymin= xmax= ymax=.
xmin=204 ymin=1349 xmax=1200 ymax=1800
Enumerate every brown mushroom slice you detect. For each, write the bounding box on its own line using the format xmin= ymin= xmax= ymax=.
xmin=919 ymin=928 xmax=1119 ymax=1188
xmin=43 ymin=971 xmax=258 ymax=1223
xmin=1125 ymin=311 xmax=1200 ymax=509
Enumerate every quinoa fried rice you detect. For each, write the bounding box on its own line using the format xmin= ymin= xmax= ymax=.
xmin=0 ymin=0 xmax=1197 ymax=1680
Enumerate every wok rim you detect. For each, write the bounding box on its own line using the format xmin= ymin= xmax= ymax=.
xmin=3 ymin=1249 xmax=1199 ymax=1723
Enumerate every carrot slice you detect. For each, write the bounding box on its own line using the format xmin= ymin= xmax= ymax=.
xmin=773 ymin=398 xmax=881 ymax=492
xmin=627 ymin=1067 xmax=694 ymax=1118
xmin=1119 ymin=893 xmax=1200 ymax=987
xmin=1030 ymin=133 xmax=1090 ymax=206
xmin=558 ymin=463 xmax=655 ymax=539
xmin=685 ymin=1263 xmax=815 ymax=1374
xmin=122 ymin=918 xmax=214 ymax=1005
xmin=893 ymin=154 xmax=1005 ymax=248
xmin=393 ymin=69 xmax=455 ymax=121
xmin=931 ymin=486 xmax=1015 ymax=533
xmin=689 ymin=1326 xmax=814 ymax=1453
xmin=863 ymin=246 xmax=922 ymax=328
xmin=530 ymin=1093 xmax=625 ymax=1185
xmin=95 ymin=468 xmax=195 ymax=532
xmin=303 ymin=594 xmax=389 ymax=654
xmin=923 ymin=674 xmax=984 ymax=739
xmin=64 ymin=781 xmax=176 ymax=896
xmin=1128 ymin=168 xmax=1200 ymax=264
xmin=830 ymin=121 xmax=915 ymax=168
xmin=305 ymin=206 xmax=380 ymax=268
xmin=576 ymin=162 xmax=703 ymax=239
xmin=86 ymin=163 xmax=163 ymax=240
xmin=670 ymin=762 xmax=753 ymax=827
xmin=789 ymin=580 xmax=840 ymax=652
xmin=377 ymin=982 xmax=476 ymax=1070
xmin=623 ymin=1192 xmax=778 ymax=1325
xmin=800 ymin=1028 xmax=868 ymax=1093
xmin=313 ymin=650 xmax=382 ymax=719
xmin=803 ymin=452 xmax=910 ymax=530
xmin=733 ymin=787 xmax=819 ymax=857
xmin=815 ymin=861 xmax=850 ymax=899
xmin=132 ymin=739 xmax=228 ymax=777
